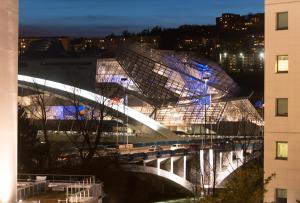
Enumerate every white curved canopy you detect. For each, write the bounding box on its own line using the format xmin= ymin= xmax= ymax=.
xmin=18 ymin=75 xmax=178 ymax=139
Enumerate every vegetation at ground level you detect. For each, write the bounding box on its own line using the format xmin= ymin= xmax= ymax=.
xmin=185 ymin=163 xmax=275 ymax=203
xmin=18 ymin=105 xmax=48 ymax=172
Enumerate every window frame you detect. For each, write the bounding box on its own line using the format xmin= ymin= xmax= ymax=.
xmin=276 ymin=55 xmax=288 ymax=73
xmin=276 ymin=12 xmax=288 ymax=30
xmin=275 ymin=188 xmax=287 ymax=203
xmin=276 ymin=98 xmax=288 ymax=117
xmin=276 ymin=141 xmax=288 ymax=160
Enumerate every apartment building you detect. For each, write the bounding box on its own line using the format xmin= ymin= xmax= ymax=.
xmin=265 ymin=0 xmax=300 ymax=202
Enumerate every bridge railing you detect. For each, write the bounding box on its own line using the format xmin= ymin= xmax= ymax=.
xmin=17 ymin=174 xmax=102 ymax=202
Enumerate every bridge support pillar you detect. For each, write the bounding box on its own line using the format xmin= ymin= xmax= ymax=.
xmin=183 ymin=156 xmax=187 ymax=180
xmin=236 ymin=149 xmax=244 ymax=165
xmin=157 ymin=158 xmax=161 ymax=175
xmin=170 ymin=157 xmax=174 ymax=174
xmin=229 ymin=151 xmax=233 ymax=167
xmin=223 ymin=151 xmax=233 ymax=168
xmin=209 ymin=149 xmax=214 ymax=187
xmin=219 ymin=152 xmax=223 ymax=171
xmin=199 ymin=150 xmax=204 ymax=185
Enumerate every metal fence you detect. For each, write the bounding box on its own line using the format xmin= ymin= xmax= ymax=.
xmin=17 ymin=174 xmax=103 ymax=203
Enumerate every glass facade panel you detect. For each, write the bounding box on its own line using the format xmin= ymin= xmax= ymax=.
xmin=94 ymin=45 xmax=263 ymax=128
xmin=276 ymin=98 xmax=288 ymax=116
xmin=277 ymin=55 xmax=288 ymax=73
xmin=276 ymin=142 xmax=288 ymax=160
xmin=277 ymin=12 xmax=288 ymax=30
xmin=276 ymin=188 xmax=287 ymax=203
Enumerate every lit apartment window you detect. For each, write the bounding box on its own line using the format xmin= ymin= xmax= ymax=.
xmin=276 ymin=98 xmax=288 ymax=116
xmin=277 ymin=55 xmax=288 ymax=73
xmin=277 ymin=12 xmax=288 ymax=30
xmin=276 ymin=188 xmax=287 ymax=203
xmin=276 ymin=142 xmax=288 ymax=160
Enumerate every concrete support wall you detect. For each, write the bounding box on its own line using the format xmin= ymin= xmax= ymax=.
xmin=174 ymin=157 xmax=184 ymax=177
xmin=0 ymin=0 xmax=18 ymax=202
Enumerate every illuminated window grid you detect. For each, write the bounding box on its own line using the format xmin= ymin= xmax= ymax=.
xmin=115 ymin=45 xmax=246 ymax=126
xmin=118 ymin=50 xmax=180 ymax=107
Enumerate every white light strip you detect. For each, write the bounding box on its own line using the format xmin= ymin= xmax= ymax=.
xmin=209 ymin=149 xmax=214 ymax=187
xmin=170 ymin=157 xmax=174 ymax=174
xmin=183 ymin=156 xmax=187 ymax=180
xmin=219 ymin=152 xmax=223 ymax=171
xmin=200 ymin=150 xmax=204 ymax=179
xmin=18 ymin=75 xmax=171 ymax=136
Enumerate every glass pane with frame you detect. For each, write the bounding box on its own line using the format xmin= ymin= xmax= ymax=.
xmin=277 ymin=12 xmax=288 ymax=30
xmin=276 ymin=142 xmax=288 ymax=159
xmin=277 ymin=55 xmax=288 ymax=73
xmin=276 ymin=188 xmax=287 ymax=203
xmin=276 ymin=98 xmax=288 ymax=116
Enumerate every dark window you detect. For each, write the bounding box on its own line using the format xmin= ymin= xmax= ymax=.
xmin=276 ymin=188 xmax=287 ymax=203
xmin=276 ymin=98 xmax=288 ymax=116
xmin=277 ymin=12 xmax=288 ymax=30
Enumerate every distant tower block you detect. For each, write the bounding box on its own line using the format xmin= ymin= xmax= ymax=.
xmin=0 ymin=0 xmax=18 ymax=202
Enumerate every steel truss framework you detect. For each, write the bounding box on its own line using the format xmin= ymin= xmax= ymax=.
xmin=96 ymin=44 xmax=261 ymax=131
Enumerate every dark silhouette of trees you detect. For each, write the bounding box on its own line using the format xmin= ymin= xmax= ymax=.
xmin=18 ymin=105 xmax=48 ymax=172
xmin=62 ymin=85 xmax=115 ymax=167
xmin=24 ymin=84 xmax=54 ymax=170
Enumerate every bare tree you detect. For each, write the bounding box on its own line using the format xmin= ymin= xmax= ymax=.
xmin=21 ymin=83 xmax=54 ymax=170
xmin=18 ymin=105 xmax=48 ymax=172
xmin=62 ymin=86 xmax=116 ymax=167
xmin=230 ymin=100 xmax=263 ymax=164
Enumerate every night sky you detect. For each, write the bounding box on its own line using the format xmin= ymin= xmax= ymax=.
xmin=20 ymin=0 xmax=264 ymax=37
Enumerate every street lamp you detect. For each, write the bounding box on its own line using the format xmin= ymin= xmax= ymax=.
xmin=202 ymin=73 xmax=210 ymax=145
xmin=153 ymin=39 xmax=157 ymax=48
xmin=259 ymin=52 xmax=264 ymax=60
xmin=259 ymin=52 xmax=264 ymax=69
xmin=121 ymin=78 xmax=128 ymax=146
xmin=239 ymin=53 xmax=245 ymax=69
xmin=199 ymin=72 xmax=210 ymax=194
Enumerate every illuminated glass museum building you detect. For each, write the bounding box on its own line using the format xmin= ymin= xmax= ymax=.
xmin=18 ymin=43 xmax=261 ymax=138
xmin=95 ymin=44 xmax=261 ymax=135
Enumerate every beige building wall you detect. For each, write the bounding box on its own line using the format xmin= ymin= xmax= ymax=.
xmin=0 ymin=0 xmax=18 ymax=202
xmin=265 ymin=0 xmax=300 ymax=202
